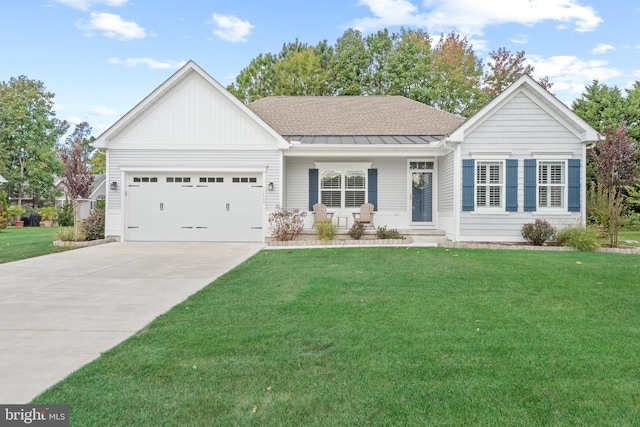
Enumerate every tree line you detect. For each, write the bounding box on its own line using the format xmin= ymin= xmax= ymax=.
xmin=227 ymin=28 xmax=552 ymax=117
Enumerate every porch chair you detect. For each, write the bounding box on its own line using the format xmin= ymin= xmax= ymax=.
xmin=353 ymin=203 xmax=375 ymax=228
xmin=312 ymin=203 xmax=334 ymax=228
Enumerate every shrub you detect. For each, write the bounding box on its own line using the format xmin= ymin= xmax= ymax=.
xmin=0 ymin=193 xmax=8 ymax=230
xmin=375 ymin=226 xmax=403 ymax=240
xmin=82 ymin=208 xmax=105 ymax=241
xmin=315 ymin=220 xmax=337 ymax=243
xmin=554 ymin=226 xmax=600 ymax=251
xmin=38 ymin=206 xmax=57 ymax=222
xmin=268 ymin=205 xmax=307 ymax=241
xmin=521 ymin=219 xmax=555 ymax=245
xmin=348 ymin=222 xmax=365 ymax=240
xmin=58 ymin=227 xmax=85 ymax=242
xmin=57 ymin=200 xmax=73 ymax=227
xmin=7 ymin=205 xmax=26 ymax=222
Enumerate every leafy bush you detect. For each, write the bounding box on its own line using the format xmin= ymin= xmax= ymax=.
xmin=268 ymin=205 xmax=307 ymax=241
xmin=348 ymin=222 xmax=365 ymax=240
xmin=521 ymin=219 xmax=555 ymax=245
xmin=375 ymin=226 xmax=403 ymax=240
xmin=7 ymin=205 xmax=26 ymax=221
xmin=0 ymin=193 xmax=8 ymax=230
xmin=38 ymin=206 xmax=57 ymax=222
xmin=554 ymin=226 xmax=600 ymax=251
xmin=57 ymin=227 xmax=85 ymax=242
xmin=82 ymin=208 xmax=105 ymax=241
xmin=315 ymin=220 xmax=337 ymax=243
xmin=57 ymin=200 xmax=73 ymax=227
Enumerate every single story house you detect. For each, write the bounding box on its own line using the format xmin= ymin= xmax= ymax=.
xmin=93 ymin=60 xmax=598 ymax=243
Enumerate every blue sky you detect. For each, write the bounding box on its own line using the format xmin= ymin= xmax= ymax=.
xmin=2 ymin=0 xmax=638 ymax=136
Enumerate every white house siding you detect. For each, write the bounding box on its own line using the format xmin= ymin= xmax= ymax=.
xmin=437 ymin=151 xmax=455 ymax=238
xmin=458 ymin=91 xmax=584 ymax=242
xmin=284 ymin=156 xmax=408 ymax=228
xmin=109 ymin=71 xmax=277 ymax=146
xmin=105 ymin=149 xmax=280 ymax=239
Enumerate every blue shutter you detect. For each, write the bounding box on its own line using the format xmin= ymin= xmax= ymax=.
xmin=462 ymin=159 xmax=474 ymax=211
xmin=505 ymin=159 xmax=518 ymax=212
xmin=524 ymin=159 xmax=537 ymax=212
xmin=368 ymin=169 xmax=378 ymax=211
xmin=568 ymin=159 xmax=581 ymax=212
xmin=308 ymin=169 xmax=318 ymax=211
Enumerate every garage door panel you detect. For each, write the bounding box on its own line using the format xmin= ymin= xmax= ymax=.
xmin=125 ymin=173 xmax=263 ymax=242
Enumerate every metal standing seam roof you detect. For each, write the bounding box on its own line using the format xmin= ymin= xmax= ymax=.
xmin=247 ymin=96 xmax=466 ymax=143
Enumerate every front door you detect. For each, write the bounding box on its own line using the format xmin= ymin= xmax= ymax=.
xmin=410 ymin=161 xmax=434 ymax=223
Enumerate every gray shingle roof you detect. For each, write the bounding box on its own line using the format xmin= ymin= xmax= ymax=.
xmin=247 ymin=96 xmax=466 ymax=138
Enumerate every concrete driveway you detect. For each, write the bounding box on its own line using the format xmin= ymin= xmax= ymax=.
xmin=0 ymin=241 xmax=263 ymax=404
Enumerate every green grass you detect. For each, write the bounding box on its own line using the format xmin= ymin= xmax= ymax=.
xmin=33 ymin=247 xmax=640 ymax=426
xmin=0 ymin=226 xmax=75 ymax=263
xmin=619 ymin=230 xmax=640 ymax=246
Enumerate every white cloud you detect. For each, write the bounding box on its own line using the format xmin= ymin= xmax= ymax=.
xmin=79 ymin=12 xmax=145 ymax=40
xmin=592 ymin=43 xmax=615 ymax=55
xmin=511 ymin=33 xmax=528 ymax=44
xmin=353 ymin=0 xmax=602 ymax=35
xmin=88 ymin=105 xmax=118 ymax=116
xmin=528 ymin=55 xmax=622 ymax=96
xmin=211 ymin=13 xmax=254 ymax=42
xmin=108 ymin=57 xmax=187 ymax=69
xmin=53 ymin=0 xmax=128 ymax=11
xmin=66 ymin=115 xmax=85 ymax=125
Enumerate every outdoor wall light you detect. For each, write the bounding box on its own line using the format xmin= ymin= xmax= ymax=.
xmin=110 ymin=181 xmax=118 ymax=191
xmin=268 ymin=182 xmax=274 ymax=191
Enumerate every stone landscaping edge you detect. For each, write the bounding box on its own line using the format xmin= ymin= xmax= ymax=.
xmin=53 ymin=237 xmax=118 ymax=247
xmin=267 ymin=237 xmax=412 ymax=247
xmin=439 ymin=241 xmax=640 ymax=254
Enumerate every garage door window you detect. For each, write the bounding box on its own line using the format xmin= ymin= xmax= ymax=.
xmin=166 ymin=177 xmax=191 ymax=183
xmin=199 ymin=177 xmax=224 ymax=183
xmin=232 ymin=177 xmax=257 ymax=183
xmin=133 ymin=177 xmax=158 ymax=183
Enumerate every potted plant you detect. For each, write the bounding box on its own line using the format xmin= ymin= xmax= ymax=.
xmin=7 ymin=205 xmax=26 ymax=227
xmin=38 ymin=206 xmax=57 ymax=227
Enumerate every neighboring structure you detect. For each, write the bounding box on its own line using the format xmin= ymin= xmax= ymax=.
xmin=93 ymin=61 xmax=598 ymax=243
xmin=55 ymin=174 xmax=106 ymax=219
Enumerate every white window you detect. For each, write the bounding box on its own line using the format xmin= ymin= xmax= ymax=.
xmin=538 ymin=161 xmax=565 ymax=208
xmin=476 ymin=161 xmax=503 ymax=208
xmin=320 ymin=169 xmax=366 ymax=209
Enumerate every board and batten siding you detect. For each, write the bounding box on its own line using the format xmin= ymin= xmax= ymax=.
xmin=108 ymin=71 xmax=278 ymax=146
xmin=284 ymin=157 xmax=407 ymax=213
xmin=459 ymin=91 xmax=584 ymax=241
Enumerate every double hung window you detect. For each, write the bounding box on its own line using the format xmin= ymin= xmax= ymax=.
xmin=320 ymin=170 xmax=366 ymax=208
xmin=476 ymin=161 xmax=503 ymax=208
xmin=538 ymin=161 xmax=565 ymax=208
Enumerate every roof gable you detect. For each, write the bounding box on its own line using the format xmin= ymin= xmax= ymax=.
xmin=93 ymin=61 xmax=288 ymax=149
xmin=448 ymin=75 xmax=599 ymax=143
xmin=248 ymin=96 xmax=466 ymax=137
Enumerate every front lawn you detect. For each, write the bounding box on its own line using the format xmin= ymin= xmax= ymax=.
xmin=33 ymin=247 xmax=640 ymax=426
xmin=0 ymin=226 xmax=75 ymax=263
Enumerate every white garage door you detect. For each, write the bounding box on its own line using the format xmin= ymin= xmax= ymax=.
xmin=125 ymin=173 xmax=263 ymax=242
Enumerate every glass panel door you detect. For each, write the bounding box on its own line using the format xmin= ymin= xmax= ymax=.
xmin=412 ymin=172 xmax=433 ymax=222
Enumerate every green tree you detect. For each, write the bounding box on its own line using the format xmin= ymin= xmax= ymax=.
xmin=362 ymin=29 xmax=393 ymax=95
xmin=273 ymin=48 xmax=332 ymax=96
xmin=0 ymin=76 xmax=67 ymax=207
xmin=227 ymin=53 xmax=278 ymax=104
xmin=572 ymin=79 xmax=625 ymax=134
xmin=623 ymin=81 xmax=640 ymax=142
xmin=431 ymin=32 xmax=487 ymax=116
xmin=385 ymin=28 xmax=433 ymax=102
xmin=331 ymin=28 xmax=368 ymax=95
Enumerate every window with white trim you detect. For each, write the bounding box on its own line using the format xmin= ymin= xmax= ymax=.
xmin=476 ymin=161 xmax=503 ymax=208
xmin=320 ymin=169 xmax=366 ymax=208
xmin=538 ymin=161 xmax=565 ymax=208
